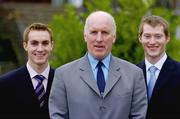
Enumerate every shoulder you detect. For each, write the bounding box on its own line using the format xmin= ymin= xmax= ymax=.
xmin=0 ymin=65 xmax=27 ymax=82
xmin=111 ymin=56 xmax=143 ymax=72
xmin=136 ymin=60 xmax=145 ymax=68
xmin=49 ymin=67 xmax=55 ymax=74
xmin=165 ymin=57 xmax=180 ymax=68
xmin=56 ymin=57 xmax=84 ymax=72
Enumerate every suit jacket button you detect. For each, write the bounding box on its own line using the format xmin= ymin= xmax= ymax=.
xmin=99 ymin=106 xmax=106 ymax=111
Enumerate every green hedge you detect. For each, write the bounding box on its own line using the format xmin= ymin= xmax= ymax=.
xmin=49 ymin=0 xmax=180 ymax=68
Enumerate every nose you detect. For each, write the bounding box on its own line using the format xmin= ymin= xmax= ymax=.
xmin=37 ymin=44 xmax=43 ymax=51
xmin=149 ymin=36 xmax=156 ymax=44
xmin=96 ymin=32 xmax=103 ymax=42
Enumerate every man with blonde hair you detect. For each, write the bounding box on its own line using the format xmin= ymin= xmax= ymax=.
xmin=138 ymin=15 xmax=180 ymax=119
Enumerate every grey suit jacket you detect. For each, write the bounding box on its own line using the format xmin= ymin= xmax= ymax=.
xmin=49 ymin=55 xmax=147 ymax=119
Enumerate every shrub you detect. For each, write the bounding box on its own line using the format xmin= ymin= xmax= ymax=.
xmin=49 ymin=0 xmax=180 ymax=67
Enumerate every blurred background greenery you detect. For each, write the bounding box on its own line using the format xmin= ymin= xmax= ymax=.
xmin=49 ymin=0 xmax=180 ymax=68
xmin=0 ymin=0 xmax=180 ymax=74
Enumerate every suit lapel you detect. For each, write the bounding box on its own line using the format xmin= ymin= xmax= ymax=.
xmin=44 ymin=68 xmax=55 ymax=103
xmin=137 ymin=61 xmax=147 ymax=84
xmin=104 ymin=56 xmax=122 ymax=97
xmin=79 ymin=55 xmax=123 ymax=97
xmin=18 ymin=66 xmax=55 ymax=107
xmin=16 ymin=66 xmax=40 ymax=106
xmin=138 ymin=57 xmax=176 ymax=100
xmin=152 ymin=57 xmax=175 ymax=95
xmin=79 ymin=55 xmax=100 ymax=95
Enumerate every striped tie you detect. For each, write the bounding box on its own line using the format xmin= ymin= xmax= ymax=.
xmin=34 ymin=75 xmax=46 ymax=107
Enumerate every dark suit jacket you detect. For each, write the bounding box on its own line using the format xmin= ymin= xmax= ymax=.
xmin=137 ymin=57 xmax=180 ymax=119
xmin=0 ymin=65 xmax=55 ymax=119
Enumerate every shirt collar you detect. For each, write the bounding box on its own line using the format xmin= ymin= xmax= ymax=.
xmin=26 ymin=62 xmax=50 ymax=79
xmin=87 ymin=53 xmax=111 ymax=70
xmin=145 ymin=53 xmax=167 ymax=72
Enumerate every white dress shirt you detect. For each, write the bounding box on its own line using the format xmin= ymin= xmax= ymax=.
xmin=145 ymin=53 xmax=167 ymax=85
xmin=26 ymin=62 xmax=50 ymax=91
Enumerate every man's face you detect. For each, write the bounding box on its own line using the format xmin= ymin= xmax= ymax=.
xmin=139 ymin=24 xmax=169 ymax=62
xmin=23 ymin=30 xmax=53 ymax=67
xmin=84 ymin=14 xmax=116 ymax=60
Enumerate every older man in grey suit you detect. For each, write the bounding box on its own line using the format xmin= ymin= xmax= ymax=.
xmin=49 ymin=11 xmax=147 ymax=119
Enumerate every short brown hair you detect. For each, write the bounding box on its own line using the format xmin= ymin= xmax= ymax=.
xmin=23 ymin=23 xmax=53 ymax=43
xmin=138 ymin=15 xmax=170 ymax=37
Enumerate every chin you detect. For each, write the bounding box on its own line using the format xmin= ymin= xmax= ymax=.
xmin=148 ymin=53 xmax=160 ymax=58
xmin=95 ymin=55 xmax=105 ymax=60
xmin=35 ymin=60 xmax=46 ymax=65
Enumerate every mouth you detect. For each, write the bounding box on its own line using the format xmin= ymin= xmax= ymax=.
xmin=94 ymin=45 xmax=105 ymax=50
xmin=147 ymin=46 xmax=159 ymax=50
xmin=35 ymin=53 xmax=46 ymax=57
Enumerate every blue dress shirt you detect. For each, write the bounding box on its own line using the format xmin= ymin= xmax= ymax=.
xmin=87 ymin=53 xmax=110 ymax=81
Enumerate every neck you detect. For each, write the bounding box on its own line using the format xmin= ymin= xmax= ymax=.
xmin=146 ymin=52 xmax=165 ymax=64
xmin=28 ymin=61 xmax=48 ymax=74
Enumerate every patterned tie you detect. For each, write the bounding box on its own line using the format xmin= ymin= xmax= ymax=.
xmin=34 ymin=75 xmax=46 ymax=107
xmin=97 ymin=61 xmax=106 ymax=94
xmin=148 ymin=66 xmax=157 ymax=101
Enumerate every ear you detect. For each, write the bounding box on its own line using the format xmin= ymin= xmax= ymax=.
xmin=23 ymin=42 xmax=28 ymax=51
xmin=166 ymin=36 xmax=170 ymax=43
xmin=138 ymin=35 xmax=142 ymax=43
xmin=84 ymin=33 xmax=88 ymax=42
xmin=51 ymin=41 xmax=54 ymax=50
xmin=112 ymin=34 xmax=116 ymax=43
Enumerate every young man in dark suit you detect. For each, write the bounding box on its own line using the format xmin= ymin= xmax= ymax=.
xmin=0 ymin=23 xmax=54 ymax=119
xmin=137 ymin=15 xmax=180 ymax=119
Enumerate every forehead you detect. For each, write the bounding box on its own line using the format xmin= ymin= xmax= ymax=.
xmin=87 ymin=13 xmax=113 ymax=30
xmin=28 ymin=30 xmax=51 ymax=41
xmin=143 ymin=24 xmax=164 ymax=34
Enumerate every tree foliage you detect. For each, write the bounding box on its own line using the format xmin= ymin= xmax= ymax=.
xmin=49 ymin=0 xmax=180 ymax=68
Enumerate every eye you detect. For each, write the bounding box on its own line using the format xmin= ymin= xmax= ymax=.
xmin=42 ymin=40 xmax=50 ymax=46
xmin=143 ymin=34 xmax=151 ymax=39
xmin=90 ymin=30 xmax=97 ymax=35
xmin=154 ymin=34 xmax=163 ymax=39
xmin=102 ymin=31 xmax=109 ymax=35
xmin=30 ymin=41 xmax=38 ymax=46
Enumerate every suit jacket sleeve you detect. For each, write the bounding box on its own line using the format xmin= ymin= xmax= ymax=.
xmin=49 ymin=67 xmax=68 ymax=119
xmin=130 ymin=68 xmax=147 ymax=119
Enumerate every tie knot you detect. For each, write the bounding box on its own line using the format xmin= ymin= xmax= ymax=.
xmin=97 ymin=61 xmax=104 ymax=68
xmin=34 ymin=75 xmax=45 ymax=82
xmin=149 ymin=66 xmax=157 ymax=73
